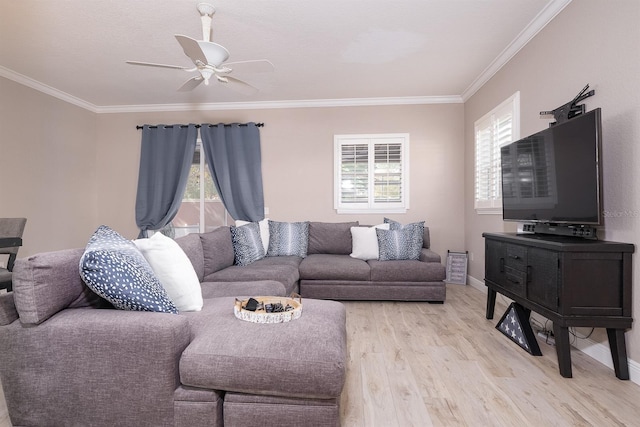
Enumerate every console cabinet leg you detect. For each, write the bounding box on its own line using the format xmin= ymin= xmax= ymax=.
xmin=607 ymin=328 xmax=630 ymax=380
xmin=486 ymin=288 xmax=496 ymax=320
xmin=553 ymin=324 xmax=572 ymax=378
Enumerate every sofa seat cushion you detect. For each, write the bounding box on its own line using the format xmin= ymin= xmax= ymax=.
xmin=200 ymin=280 xmax=287 ymax=299
xmin=368 ymin=259 xmax=446 ymax=282
xmin=299 ymin=254 xmax=370 ymax=281
xmin=203 ymin=262 xmax=299 ymax=296
xmin=179 ymin=297 xmax=346 ymax=400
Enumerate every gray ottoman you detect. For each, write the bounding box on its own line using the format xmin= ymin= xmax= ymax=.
xmin=178 ymin=296 xmax=347 ymax=427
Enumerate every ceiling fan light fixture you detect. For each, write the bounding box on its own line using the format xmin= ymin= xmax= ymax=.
xmin=199 ymin=67 xmax=214 ymax=85
xmin=198 ymin=40 xmax=230 ymax=66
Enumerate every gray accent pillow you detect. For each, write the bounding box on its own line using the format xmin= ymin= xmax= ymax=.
xmin=79 ymin=225 xmax=177 ymax=313
xmin=230 ymin=222 xmax=266 ymax=266
xmin=267 ymin=220 xmax=310 ymax=258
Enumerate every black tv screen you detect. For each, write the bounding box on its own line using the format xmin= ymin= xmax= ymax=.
xmin=501 ymin=108 xmax=602 ymax=225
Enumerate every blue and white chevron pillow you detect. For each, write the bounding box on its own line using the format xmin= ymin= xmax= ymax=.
xmin=79 ymin=225 xmax=178 ymax=313
xmin=266 ymin=220 xmax=310 ymax=258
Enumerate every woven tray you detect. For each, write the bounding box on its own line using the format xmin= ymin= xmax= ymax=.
xmin=234 ymin=294 xmax=303 ymax=324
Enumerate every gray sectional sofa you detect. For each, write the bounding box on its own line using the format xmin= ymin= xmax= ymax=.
xmin=0 ymin=220 xmax=445 ymax=426
xmin=188 ymin=221 xmax=446 ymax=302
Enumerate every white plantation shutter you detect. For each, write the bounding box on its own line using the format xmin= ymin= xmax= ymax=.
xmin=339 ymin=142 xmax=369 ymax=204
xmin=335 ymin=134 xmax=409 ymax=213
xmin=474 ymin=92 xmax=520 ymax=213
xmin=374 ymin=142 xmax=402 ymax=203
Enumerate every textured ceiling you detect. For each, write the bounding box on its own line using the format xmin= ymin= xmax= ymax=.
xmin=0 ymin=0 xmax=570 ymax=111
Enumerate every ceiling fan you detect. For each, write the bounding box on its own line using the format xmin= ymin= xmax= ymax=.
xmin=126 ymin=2 xmax=274 ymax=94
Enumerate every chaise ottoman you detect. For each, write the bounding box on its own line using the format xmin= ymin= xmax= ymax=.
xmin=175 ymin=296 xmax=347 ymax=427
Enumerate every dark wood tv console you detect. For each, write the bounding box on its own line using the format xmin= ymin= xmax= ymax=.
xmin=483 ymin=232 xmax=634 ymax=379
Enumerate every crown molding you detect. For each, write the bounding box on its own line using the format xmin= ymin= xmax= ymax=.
xmin=95 ymin=95 xmax=463 ymax=113
xmin=461 ymin=0 xmax=572 ymax=101
xmin=0 ymin=66 xmax=100 ymax=113
xmin=1 ymin=65 xmax=461 ymax=112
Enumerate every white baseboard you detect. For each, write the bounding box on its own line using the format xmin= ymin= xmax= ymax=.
xmin=571 ymin=336 xmax=640 ymax=384
xmin=465 ymin=275 xmax=640 ymax=385
xmin=467 ymin=275 xmax=486 ymax=292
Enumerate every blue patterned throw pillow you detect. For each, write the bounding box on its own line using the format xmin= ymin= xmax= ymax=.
xmin=231 ymin=222 xmax=266 ymax=266
xmin=376 ymin=219 xmax=426 ymax=260
xmin=376 ymin=227 xmax=422 ymax=261
xmin=266 ymin=220 xmax=310 ymax=258
xmin=79 ymin=225 xmax=178 ymax=313
xmin=384 ymin=218 xmax=424 ymax=254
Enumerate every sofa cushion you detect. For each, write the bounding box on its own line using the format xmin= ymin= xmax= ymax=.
xmin=204 ymin=259 xmax=300 ymax=296
xmin=350 ymin=223 xmax=390 ymax=260
xmin=0 ymin=291 xmax=18 ymax=325
xmin=134 ymin=232 xmax=203 ymax=312
xmin=368 ymin=259 xmax=446 ymax=282
xmin=12 ymin=247 xmax=108 ymax=325
xmin=200 ymin=280 xmax=287 ymax=299
xmin=377 ymin=219 xmax=425 ymax=260
xmin=267 ymin=220 xmax=310 ymax=258
xmin=299 ymin=254 xmax=370 ymax=281
xmin=175 ymin=233 xmax=205 ymax=282
xmin=307 ymin=221 xmax=358 ymax=255
xmin=235 ymin=218 xmax=270 ymax=253
xmin=179 ymin=297 xmax=346 ymax=400
xmin=376 ymin=227 xmax=422 ymax=261
xmin=79 ymin=225 xmax=177 ymax=314
xmin=223 ymin=393 xmax=339 ymax=427
xmin=200 ymin=227 xmax=235 ymax=276
xmin=230 ymin=222 xmax=265 ymax=266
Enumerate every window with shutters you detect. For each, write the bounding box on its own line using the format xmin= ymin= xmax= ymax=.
xmin=474 ymin=92 xmax=520 ymax=213
xmin=334 ymin=134 xmax=409 ymax=214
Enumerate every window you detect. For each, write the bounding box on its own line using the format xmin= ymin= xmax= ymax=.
xmin=172 ymin=142 xmax=230 ymax=237
xmin=474 ymin=92 xmax=520 ymax=213
xmin=334 ymin=133 xmax=409 ymax=214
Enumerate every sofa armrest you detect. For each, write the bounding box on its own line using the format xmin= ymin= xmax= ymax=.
xmin=420 ymin=248 xmax=442 ymax=264
xmin=0 ymin=307 xmax=190 ymax=426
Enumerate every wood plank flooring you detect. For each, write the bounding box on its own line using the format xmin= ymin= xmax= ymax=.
xmin=2 ymin=284 xmax=640 ymax=426
xmin=340 ymin=284 xmax=640 ymax=426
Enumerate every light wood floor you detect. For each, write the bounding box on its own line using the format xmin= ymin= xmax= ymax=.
xmin=2 ymin=284 xmax=640 ymax=426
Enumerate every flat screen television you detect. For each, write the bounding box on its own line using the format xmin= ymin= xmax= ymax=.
xmin=500 ymin=108 xmax=603 ymax=226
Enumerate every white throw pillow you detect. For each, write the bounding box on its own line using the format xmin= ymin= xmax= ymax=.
xmin=134 ymin=232 xmax=203 ymax=312
xmin=350 ymin=223 xmax=390 ymax=260
xmin=235 ymin=218 xmax=270 ymax=253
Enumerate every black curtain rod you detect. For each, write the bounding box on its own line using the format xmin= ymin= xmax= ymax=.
xmin=136 ymin=123 xmax=264 ymax=130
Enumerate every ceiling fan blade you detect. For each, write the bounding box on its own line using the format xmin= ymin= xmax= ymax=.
xmin=223 ymin=76 xmax=259 ymax=96
xmin=178 ymin=76 xmax=204 ymax=92
xmin=223 ymin=60 xmax=275 ymax=74
xmin=175 ymin=35 xmax=208 ymax=65
xmin=175 ymin=35 xmax=229 ymax=66
xmin=126 ymin=61 xmax=190 ymax=70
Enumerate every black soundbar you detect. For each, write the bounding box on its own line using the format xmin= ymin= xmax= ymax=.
xmin=520 ymin=223 xmax=598 ymax=239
